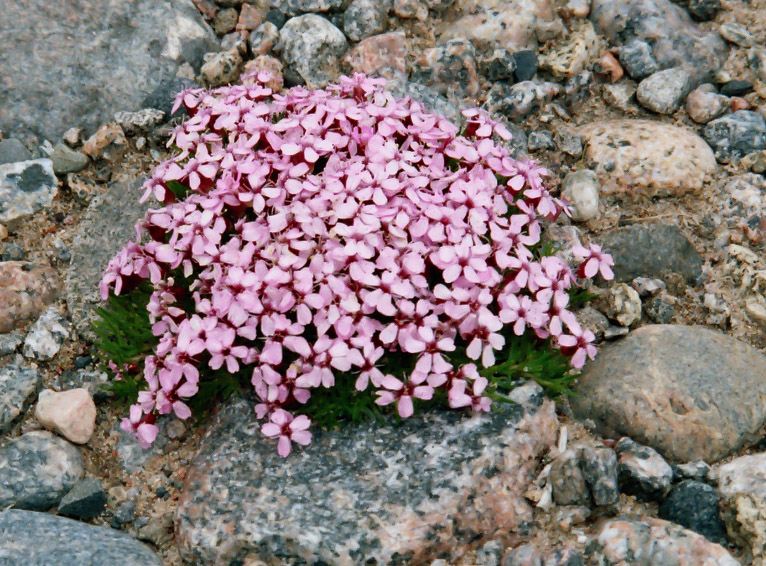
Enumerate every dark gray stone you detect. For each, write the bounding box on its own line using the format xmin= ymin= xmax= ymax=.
xmin=265 ymin=8 xmax=287 ymax=28
xmin=703 ymin=111 xmax=766 ymax=163
xmin=658 ymin=480 xmax=727 ymax=545
xmin=555 ymin=131 xmax=583 ymax=157
xmin=636 ymin=67 xmax=695 ymax=114
xmin=0 ymin=242 xmax=25 ymax=261
xmin=580 ymin=445 xmax=620 ymax=508
xmin=644 ymin=296 xmax=675 ymax=323
xmin=50 ymin=143 xmax=89 ymax=175
xmin=0 ymin=0 xmax=216 ymax=144
xmin=343 ymin=0 xmax=390 ymax=42
xmin=616 ymin=437 xmax=674 ymax=501
xmin=0 ymin=330 xmax=24 ymax=356
xmin=0 ymin=509 xmax=161 ymax=565
xmin=673 ymin=460 xmax=712 ymax=483
xmin=619 ymin=40 xmax=659 ymax=80
xmin=487 ymin=81 xmax=560 ymax=120
xmin=0 ymin=138 xmax=32 ymax=165
xmin=280 ymin=14 xmax=348 ymax=88
xmin=65 ymin=179 xmax=150 ymax=340
xmin=0 ymin=364 xmax=41 ymax=433
xmin=115 ymin=500 xmax=137 ymax=524
xmin=0 ymin=158 xmax=58 ymax=226
xmin=550 ymin=449 xmax=590 ymax=506
xmin=688 ymin=0 xmax=720 ymax=21
xmin=513 ymin=50 xmax=538 ymax=82
xmin=58 ymin=477 xmax=107 ymax=519
xmin=720 ymin=80 xmax=754 ymax=98
xmin=527 ymin=131 xmax=556 ymax=152
xmin=572 ymin=325 xmax=766 ymax=463
xmin=176 ymin=383 xmax=558 ymax=565
xmin=599 ymin=223 xmax=703 ymax=284
xmin=590 ymin=0 xmax=727 ymax=81
xmin=0 ymin=431 xmax=83 ymax=510
xmin=480 ymin=48 xmax=517 ymax=82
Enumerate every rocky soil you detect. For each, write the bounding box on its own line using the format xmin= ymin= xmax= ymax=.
xmin=2 ymin=0 xmax=766 ymax=564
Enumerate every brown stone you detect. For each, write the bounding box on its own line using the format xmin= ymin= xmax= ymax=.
xmin=539 ymin=20 xmax=600 ymax=79
xmin=343 ymin=31 xmax=407 ymax=78
xmin=0 ymin=261 xmax=59 ymax=334
xmin=571 ymin=325 xmax=766 ymax=463
xmin=594 ymin=51 xmax=623 ymax=83
xmin=236 ymin=3 xmax=264 ymax=31
xmin=82 ymin=124 xmax=126 ymax=158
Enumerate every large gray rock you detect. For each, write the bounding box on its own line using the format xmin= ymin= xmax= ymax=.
xmin=0 ymin=0 xmax=216 ymax=144
xmin=0 ymin=139 xmax=33 ymax=165
xmin=572 ymin=325 xmax=766 ymax=463
xmin=0 ymin=364 xmax=41 ymax=433
xmin=65 ymin=179 xmax=150 ymax=340
xmin=280 ymin=14 xmax=348 ymax=88
xmin=636 ymin=67 xmax=695 ymax=114
xmin=0 ymin=509 xmax=161 ymax=565
xmin=0 ymin=431 xmax=84 ymax=510
xmin=598 ymin=223 xmax=703 ymax=284
xmin=590 ymin=0 xmax=727 ymax=81
xmin=177 ymin=383 xmax=559 ymax=565
xmin=0 ymin=159 xmax=58 ymax=226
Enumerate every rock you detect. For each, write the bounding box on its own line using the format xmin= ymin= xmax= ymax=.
xmin=674 ymin=460 xmax=712 ymax=483
xmin=502 ymin=544 xmax=542 ymax=566
xmin=392 ymin=0 xmax=427 ymax=19
xmin=580 ymin=445 xmax=620 ymax=508
xmin=588 ymin=517 xmax=739 ymax=565
xmin=200 ymin=49 xmax=243 ymax=86
xmin=540 ymin=20 xmax=599 ymax=80
xmin=717 ymin=453 xmax=766 ymax=564
xmin=213 ymin=7 xmax=238 ymax=35
xmin=562 ymin=170 xmax=599 ymax=222
xmin=113 ymin=109 xmax=165 ymax=136
xmin=542 ymin=548 xmax=584 ymax=566
xmin=555 ymin=130 xmax=583 ymax=157
xmin=438 ymin=0 xmax=555 ymax=52
xmin=0 ymin=509 xmax=161 ymax=565
xmin=636 ymin=67 xmax=694 ymax=114
xmin=488 ymin=81 xmax=561 ymax=120
xmin=578 ymin=120 xmax=716 ymax=196
xmin=248 ymin=22 xmax=280 ymax=55
xmin=550 ymin=449 xmax=590 ymax=506
xmin=476 ymin=540 xmax=504 ymax=566
xmin=22 ymin=308 xmax=70 ymax=360
xmin=749 ymin=47 xmax=766 ymax=82
xmin=66 ymin=179 xmax=150 ymax=340
xmin=479 ymin=48 xmax=517 ymax=82
xmin=590 ymin=0 xmax=727 ymax=81
xmin=276 ymin=0 xmax=346 ymax=14
xmin=599 ymin=223 xmax=702 ymax=284
xmin=686 ymin=86 xmax=729 ymax=124
xmin=719 ymin=23 xmax=756 ymax=48
xmin=630 ymin=277 xmax=665 ymax=297
xmin=0 ymin=138 xmax=33 ymax=165
xmin=618 ymin=40 xmax=659 ymax=80
xmin=343 ymin=31 xmax=407 ymax=77
xmin=746 ymin=300 xmax=766 ymax=328
xmin=176 ymin=383 xmax=559 ymax=565
xmin=343 ymin=0 xmax=390 ymax=42
xmin=527 ymin=131 xmax=556 ymax=152
xmin=57 ymin=477 xmax=107 ymax=519
xmin=577 ymin=306 xmax=609 ymax=340
xmin=0 ymin=431 xmax=83 ymax=510
xmin=720 ymin=80 xmax=753 ymax=98
xmin=242 ymin=55 xmax=284 ymax=91
xmin=0 ymin=158 xmax=57 ymax=226
xmin=616 ymin=437 xmax=673 ymax=501
xmin=137 ymin=512 xmax=175 ymax=547
xmin=600 ymin=283 xmax=642 ymax=327
xmin=562 ymin=0 xmax=590 ymax=18
xmin=572 ymin=325 xmax=766 ymax=463
xmin=703 ymin=111 xmax=766 ymax=163
xmin=387 ymin=79 xmax=462 ymax=124
xmin=658 ymin=480 xmax=727 ymax=544
xmin=644 ymin=296 xmax=675 ymax=324
xmin=265 ymin=8 xmax=287 ymax=28
xmin=81 ymin=124 xmax=127 ymax=158
xmin=0 ymin=0 xmax=216 ymax=143
xmin=50 ymin=143 xmax=89 ymax=175
xmin=411 ymin=39 xmax=480 ymax=100
xmin=514 ymin=50 xmax=539 ymax=82
xmin=687 ymin=0 xmax=719 ymax=21
xmin=280 ymin=14 xmax=348 ymax=88
xmin=0 ymin=330 xmax=24 ymax=355
xmin=601 ymin=83 xmax=638 ymax=113
xmin=0 ymin=261 xmax=59 ymax=334
xmin=594 ymin=51 xmax=623 ymax=83
xmin=115 ymin=500 xmax=137 ymax=524
xmin=0 ymin=364 xmax=41 ymax=433
xmin=0 ymin=242 xmax=25 ymax=261
xmin=554 ymin=506 xmax=591 ymax=531
xmin=35 ymin=388 xmax=97 ymax=444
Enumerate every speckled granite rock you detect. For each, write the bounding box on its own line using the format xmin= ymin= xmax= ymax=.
xmin=0 ymin=431 xmax=84 ymax=510
xmin=343 ymin=31 xmax=407 ymax=77
xmin=0 ymin=364 xmax=41 ymax=433
xmin=589 ymin=0 xmax=727 ymax=81
xmin=0 ymin=509 xmax=161 ymax=565
xmin=539 ymin=20 xmax=599 ymax=80
xmin=411 ymin=38 xmax=480 ymax=101
xmin=0 ymin=0 xmax=216 ymax=144
xmin=343 ymin=0 xmax=391 ymax=42
xmin=22 ymin=307 xmax=70 ymax=360
xmin=571 ymin=325 xmax=766 ymax=463
xmin=579 ymin=445 xmax=620 ymax=508
xmin=578 ymin=120 xmax=716 ymax=196
xmin=280 ymin=14 xmax=348 ymax=88
xmin=0 ymin=159 xmax=57 ymax=226
xmin=65 ymin=179 xmax=150 ymax=340
xmin=587 ymin=517 xmax=739 ymax=565
xmin=598 ymin=223 xmax=703 ymax=284
xmin=616 ymin=437 xmax=673 ymax=501
xmin=703 ymin=111 xmax=766 ymax=164
xmin=438 ymin=0 xmax=555 ymax=52
xmin=636 ymin=67 xmax=694 ymax=114
xmin=717 ymin=453 xmax=766 ymax=565
xmin=658 ymin=480 xmax=727 ymax=545
xmin=0 ymin=261 xmax=59 ymax=334
xmin=177 ymin=383 xmax=559 ymax=565
xmin=274 ymin=0 xmax=347 ymax=15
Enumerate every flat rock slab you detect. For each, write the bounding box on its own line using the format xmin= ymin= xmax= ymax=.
xmin=0 ymin=0 xmax=216 ymax=144
xmin=176 ymin=383 xmax=559 ymax=566
xmin=0 ymin=509 xmax=161 ymax=565
xmin=0 ymin=261 xmax=60 ymax=334
xmin=590 ymin=0 xmax=727 ymax=80
xmin=0 ymin=159 xmax=57 ymax=226
xmin=599 ymin=223 xmax=703 ymax=284
xmin=65 ymin=179 xmax=151 ymax=340
xmin=0 ymin=431 xmax=84 ymax=510
xmin=571 ymin=325 xmax=766 ymax=463
xmin=578 ymin=120 xmax=716 ymax=196
xmin=0 ymin=364 xmax=42 ymax=433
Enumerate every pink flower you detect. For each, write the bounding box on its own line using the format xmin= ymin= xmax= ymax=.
xmin=573 ymin=244 xmax=615 ymax=280
xmin=558 ymin=320 xmax=597 ymax=368
xmin=261 ymin=409 xmax=312 ymax=457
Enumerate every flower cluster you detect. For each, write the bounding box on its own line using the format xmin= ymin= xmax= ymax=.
xmin=102 ymin=72 xmax=613 ymax=456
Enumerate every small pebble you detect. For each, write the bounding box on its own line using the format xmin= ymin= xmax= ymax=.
xmin=248 ymin=22 xmax=279 ymax=55
xmin=562 ymin=169 xmax=599 ymax=222
xmin=619 ymin=39 xmax=658 ymax=80
xmin=685 ymin=86 xmax=729 ymax=124
xmin=527 ymin=131 xmax=556 ymax=152
xmin=213 ymin=7 xmax=238 ymax=35
xmin=719 ymin=23 xmax=756 ymax=47
xmin=114 ymin=501 xmax=136 ymax=524
xmin=688 ymin=0 xmax=720 ymax=21
xmin=513 ymin=50 xmax=538 ymax=82
xmin=264 ymin=9 xmax=286 ymax=29
xmin=35 ymin=388 xmax=97 ymax=444
xmin=594 ymin=51 xmax=623 ymax=83
xmin=720 ymin=80 xmax=753 ymax=97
